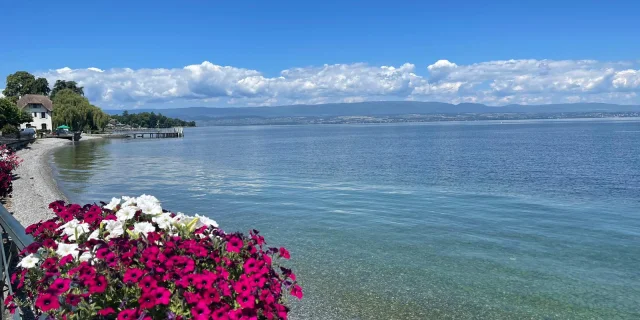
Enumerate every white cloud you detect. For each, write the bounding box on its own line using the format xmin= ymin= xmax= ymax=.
xmin=33 ymin=59 xmax=640 ymax=109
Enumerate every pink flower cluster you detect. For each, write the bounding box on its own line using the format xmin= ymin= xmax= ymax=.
xmin=0 ymin=145 xmax=22 ymax=198
xmin=6 ymin=196 xmax=302 ymax=320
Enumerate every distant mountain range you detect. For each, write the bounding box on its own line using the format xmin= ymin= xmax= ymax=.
xmin=105 ymin=101 xmax=640 ymax=120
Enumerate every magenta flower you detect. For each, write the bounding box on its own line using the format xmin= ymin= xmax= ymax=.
xmin=138 ymin=275 xmax=158 ymax=292
xmin=138 ymin=291 xmax=157 ymax=309
xmin=236 ymin=292 xmax=256 ymax=309
xmin=98 ymin=307 xmax=115 ymax=316
xmin=11 ymin=197 xmax=301 ymax=320
xmin=123 ymin=268 xmax=145 ymax=284
xmin=191 ymin=301 xmax=211 ymax=318
xmin=279 ymin=247 xmax=291 ymax=259
xmin=291 ymin=284 xmax=304 ymax=300
xmin=226 ymin=236 xmax=244 ymax=253
xmin=65 ymin=293 xmax=83 ymax=306
xmin=35 ymin=293 xmax=60 ymax=311
xmin=117 ymin=308 xmax=138 ymax=320
xmin=152 ymin=287 xmax=171 ymax=305
xmin=48 ymin=278 xmax=71 ymax=294
xmin=87 ymin=275 xmax=108 ymax=294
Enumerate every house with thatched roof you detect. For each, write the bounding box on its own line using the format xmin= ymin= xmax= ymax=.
xmin=17 ymin=94 xmax=53 ymax=131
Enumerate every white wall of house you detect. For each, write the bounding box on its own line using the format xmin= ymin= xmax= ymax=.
xmin=20 ymin=104 xmax=53 ymax=130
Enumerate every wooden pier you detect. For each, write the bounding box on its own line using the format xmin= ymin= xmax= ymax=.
xmin=110 ymin=127 xmax=185 ymax=139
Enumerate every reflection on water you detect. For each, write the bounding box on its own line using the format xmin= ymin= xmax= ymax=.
xmin=52 ymin=122 xmax=640 ymax=319
xmin=52 ymin=139 xmax=113 ymax=194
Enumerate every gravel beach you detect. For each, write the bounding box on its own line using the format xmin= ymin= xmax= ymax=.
xmin=7 ymin=137 xmax=100 ymax=227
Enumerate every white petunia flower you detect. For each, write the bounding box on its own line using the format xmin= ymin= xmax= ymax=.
xmin=152 ymin=213 xmax=174 ymax=230
xmin=104 ymin=220 xmax=125 ymax=239
xmin=79 ymin=251 xmax=93 ymax=262
xmin=87 ymin=230 xmax=100 ymax=241
xmin=58 ymin=219 xmax=91 ymax=241
xmin=56 ymin=243 xmax=79 ymax=258
xmin=133 ymin=222 xmax=156 ymax=235
xmin=17 ymin=254 xmax=39 ymax=269
xmin=195 ymin=214 xmax=219 ymax=228
xmin=122 ymin=196 xmax=136 ymax=207
xmin=104 ymin=197 xmax=122 ymax=210
xmin=137 ymin=194 xmax=160 ymax=205
xmin=116 ymin=206 xmax=138 ymax=221
xmin=138 ymin=202 xmax=162 ymax=215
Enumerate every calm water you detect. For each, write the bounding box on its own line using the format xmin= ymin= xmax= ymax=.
xmin=52 ymin=120 xmax=640 ymax=319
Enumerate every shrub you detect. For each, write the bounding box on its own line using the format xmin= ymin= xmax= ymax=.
xmin=6 ymin=195 xmax=302 ymax=319
xmin=0 ymin=145 xmax=22 ymax=197
xmin=1 ymin=124 xmax=19 ymax=138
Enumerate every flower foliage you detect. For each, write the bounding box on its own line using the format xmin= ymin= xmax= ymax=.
xmin=0 ymin=144 xmax=22 ymax=198
xmin=6 ymin=195 xmax=302 ymax=319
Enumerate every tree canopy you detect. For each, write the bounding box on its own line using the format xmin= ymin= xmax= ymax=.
xmin=52 ymin=89 xmax=110 ymax=132
xmin=2 ymin=71 xmax=50 ymax=98
xmin=0 ymin=98 xmax=33 ymax=129
xmin=111 ymin=111 xmax=196 ymax=128
xmin=50 ymin=80 xmax=84 ymax=99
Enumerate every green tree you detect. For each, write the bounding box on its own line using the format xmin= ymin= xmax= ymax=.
xmin=0 ymin=98 xmax=32 ymax=129
xmin=52 ymin=89 xmax=109 ymax=132
xmin=50 ymin=80 xmax=84 ymax=99
xmin=110 ymin=111 xmax=196 ymax=128
xmin=2 ymin=71 xmax=50 ymax=98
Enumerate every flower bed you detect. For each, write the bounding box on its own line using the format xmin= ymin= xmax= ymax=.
xmin=0 ymin=144 xmax=22 ymax=198
xmin=5 ymin=195 xmax=302 ymax=319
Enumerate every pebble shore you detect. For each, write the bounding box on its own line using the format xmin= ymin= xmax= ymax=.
xmin=7 ymin=137 xmax=100 ymax=227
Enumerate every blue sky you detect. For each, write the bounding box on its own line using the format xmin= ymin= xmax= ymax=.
xmin=1 ymin=0 xmax=639 ymax=108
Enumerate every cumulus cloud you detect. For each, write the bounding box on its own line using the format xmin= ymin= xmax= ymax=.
xmin=34 ymin=59 xmax=640 ymax=108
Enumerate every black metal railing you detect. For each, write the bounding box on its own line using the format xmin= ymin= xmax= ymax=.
xmin=0 ymin=203 xmax=34 ymax=319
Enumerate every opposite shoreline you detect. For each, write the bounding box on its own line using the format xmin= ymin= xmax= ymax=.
xmin=7 ymin=136 xmax=101 ymax=227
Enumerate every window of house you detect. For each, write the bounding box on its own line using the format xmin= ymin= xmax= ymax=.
xmin=33 ymin=112 xmax=38 ymax=117
xmin=41 ymin=112 xmax=46 ymax=119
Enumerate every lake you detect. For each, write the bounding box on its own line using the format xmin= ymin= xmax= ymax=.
xmin=52 ymin=120 xmax=640 ymax=319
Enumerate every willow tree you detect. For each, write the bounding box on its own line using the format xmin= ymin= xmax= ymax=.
xmin=52 ymin=89 xmax=110 ymax=132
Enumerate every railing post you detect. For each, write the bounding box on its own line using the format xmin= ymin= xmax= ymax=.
xmin=0 ymin=204 xmax=35 ymax=319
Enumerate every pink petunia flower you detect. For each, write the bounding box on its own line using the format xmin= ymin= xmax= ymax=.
xmin=279 ymin=247 xmax=291 ymax=259
xmin=48 ymin=278 xmax=71 ymax=294
xmin=291 ymin=284 xmax=303 ymax=300
xmin=123 ymin=268 xmax=145 ymax=285
xmin=117 ymin=308 xmax=138 ymax=320
xmin=191 ymin=301 xmax=211 ymax=318
xmin=35 ymin=293 xmax=60 ymax=311
xmin=138 ymin=275 xmax=158 ymax=292
xmin=226 ymin=236 xmax=244 ymax=253
xmin=87 ymin=275 xmax=108 ymax=294
xmin=236 ymin=292 xmax=256 ymax=309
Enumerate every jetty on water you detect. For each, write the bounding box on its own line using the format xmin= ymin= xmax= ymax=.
xmin=106 ymin=127 xmax=185 ymax=139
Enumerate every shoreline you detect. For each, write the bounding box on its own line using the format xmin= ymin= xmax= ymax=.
xmin=7 ymin=136 xmax=101 ymax=227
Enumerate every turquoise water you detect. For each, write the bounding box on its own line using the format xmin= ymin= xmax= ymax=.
xmin=52 ymin=120 xmax=640 ymax=319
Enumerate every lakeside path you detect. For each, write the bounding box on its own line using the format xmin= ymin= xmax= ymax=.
xmin=7 ymin=136 xmax=101 ymax=227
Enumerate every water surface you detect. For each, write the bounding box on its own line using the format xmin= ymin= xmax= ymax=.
xmin=52 ymin=120 xmax=640 ymax=319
